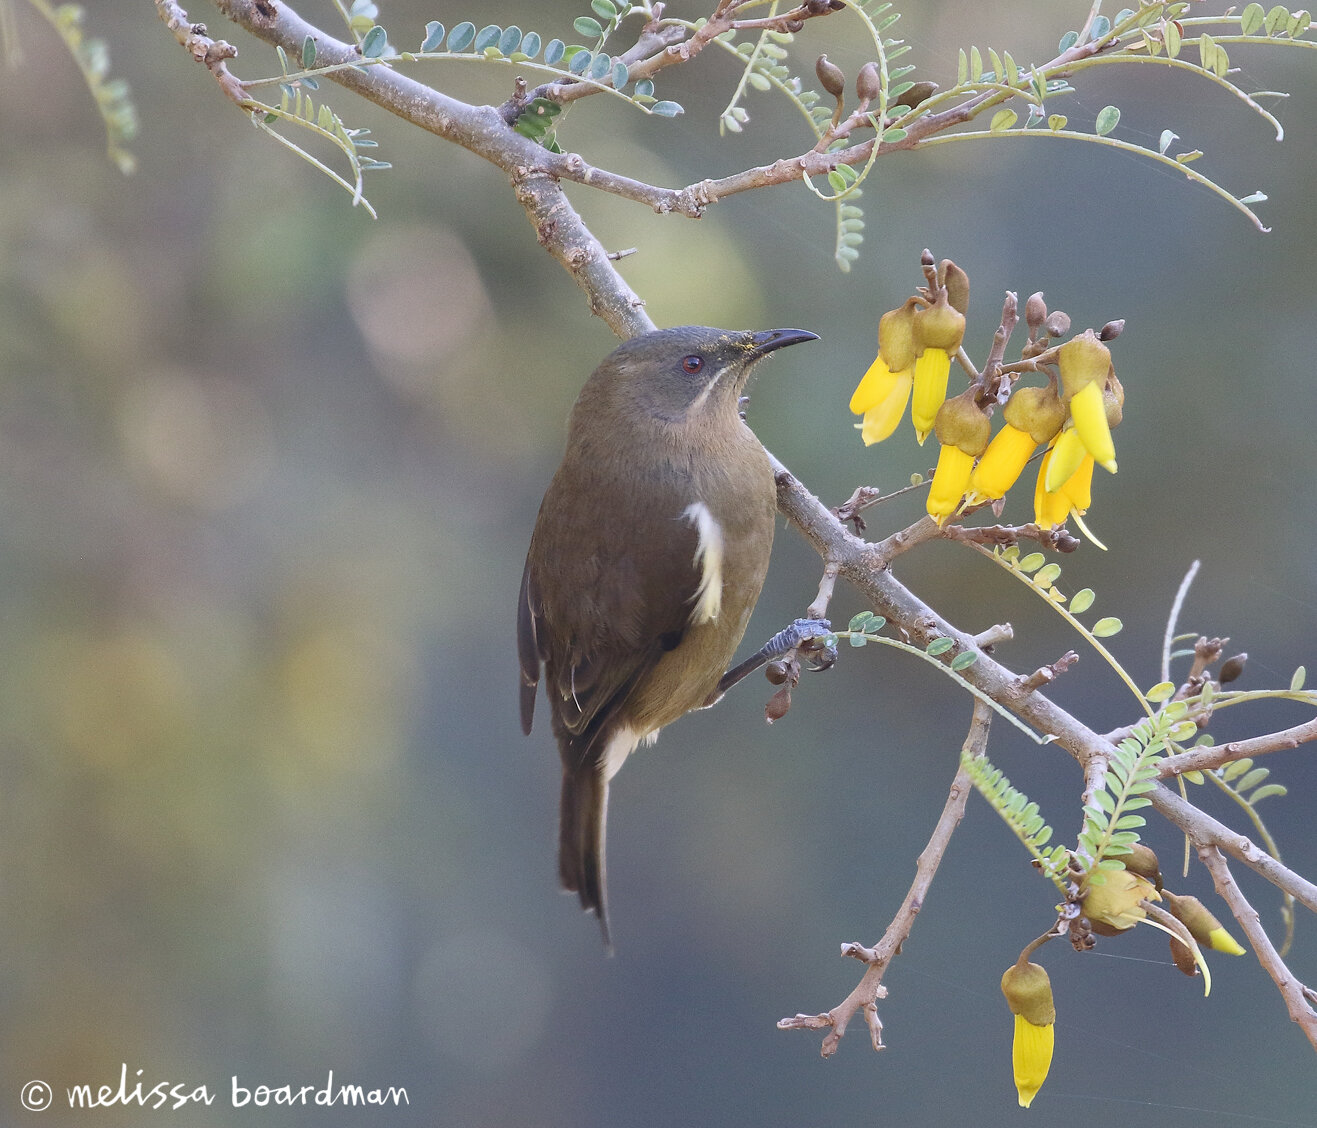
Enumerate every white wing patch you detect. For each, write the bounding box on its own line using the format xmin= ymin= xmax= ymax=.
xmin=683 ymin=501 xmax=724 ymax=624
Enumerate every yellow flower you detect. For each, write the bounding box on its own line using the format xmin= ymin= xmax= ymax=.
xmin=927 ymin=444 xmax=974 ymax=524
xmin=911 ymin=348 xmax=951 ymax=445
xmin=1162 ymin=891 xmax=1247 ymax=956
xmin=1056 ymin=331 xmax=1117 ymax=473
xmin=1011 ymin=1013 xmax=1054 ymax=1109
xmin=1001 ymin=960 xmax=1055 ymax=1109
xmin=969 ymin=384 xmax=1066 ymax=502
xmin=927 ymin=390 xmax=990 ymax=525
xmin=850 ymin=300 xmax=919 ymax=444
xmin=1035 ymin=435 xmax=1094 ymax=528
xmin=910 ymin=293 xmax=965 ymax=445
xmin=851 ymin=355 xmax=914 ymax=445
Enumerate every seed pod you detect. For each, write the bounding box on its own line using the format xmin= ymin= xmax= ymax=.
xmin=1099 ymin=318 xmax=1125 ymax=341
xmin=765 ymin=685 xmax=792 ymax=722
xmin=764 ymin=659 xmax=790 ymax=686
xmin=1169 ymin=934 xmax=1199 ymax=977
xmin=816 ymin=54 xmax=846 ymax=98
xmin=856 ymin=61 xmax=881 ymax=103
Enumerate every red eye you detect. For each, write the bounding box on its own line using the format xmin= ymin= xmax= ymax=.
xmin=681 ymin=355 xmax=704 ymax=374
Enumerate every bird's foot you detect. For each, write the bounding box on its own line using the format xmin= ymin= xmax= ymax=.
xmin=713 ymin=617 xmax=832 ymax=699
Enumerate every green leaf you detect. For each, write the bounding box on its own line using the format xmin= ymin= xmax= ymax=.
xmin=1058 ymin=30 xmax=1079 ymax=51
xmin=1242 ymin=2 xmax=1268 ymax=34
xmin=634 ymin=78 xmax=655 ymax=97
xmin=951 ymin=650 xmax=979 ymax=672
xmin=1035 ymin=562 xmax=1062 ymax=587
xmin=1175 ymin=149 xmax=1204 ymax=164
xmin=881 ymin=127 xmax=908 ymax=143
xmin=360 ymin=24 xmax=388 ymax=58
xmin=569 ymin=50 xmax=592 ymax=75
xmin=421 ymin=21 xmax=445 ymax=51
xmin=847 ymin=631 xmax=867 ymax=647
xmin=447 ymin=22 xmax=476 ymax=51
xmin=612 ymin=60 xmax=629 ymax=88
xmin=1114 ymin=814 xmax=1146 ymax=830
xmin=1146 ymin=681 xmax=1177 ymax=703
xmin=1290 ymin=9 xmax=1312 ymax=36
xmin=498 ymin=26 xmax=523 ymax=56
xmin=1236 ymin=767 xmax=1272 ymax=794
xmin=1248 ymin=783 xmax=1288 ymax=802
xmin=1090 ymin=15 xmax=1112 ymax=40
xmin=1165 ymin=20 xmax=1182 ymax=56
xmin=848 ymin=611 xmax=875 ymax=632
xmin=1048 ymin=113 xmax=1068 ymax=131
xmin=521 ymin=32 xmax=542 ymax=59
xmin=301 ymin=34 xmax=317 ymax=68
xmin=1095 ymin=105 xmax=1120 ymax=135
xmin=544 ymin=38 xmax=566 ymax=65
xmin=1092 ymin=617 xmax=1123 ymax=637
xmin=589 ymin=52 xmax=612 ymax=80
xmin=592 ymin=0 xmax=619 ymax=19
xmin=1018 ymin=552 xmax=1046 ymax=573
xmin=1290 ymin=665 xmax=1307 ymax=691
xmin=989 ymin=108 xmax=1017 ymax=132
xmin=1222 ymin=757 xmax=1254 ymax=781
xmin=574 ymin=15 xmax=605 ymax=38
xmin=926 ymin=636 xmax=955 ymax=657
xmin=1264 ymin=4 xmax=1289 ymax=35
xmin=1070 ymin=587 xmax=1095 ymax=614
xmin=748 ymin=71 xmax=773 ymax=92
xmin=956 ymin=48 xmax=968 ymax=85
xmin=650 ymin=100 xmax=684 ymax=117
xmin=474 ymin=24 xmax=501 ymax=51
xmin=827 ymin=170 xmax=847 ymax=192
xmin=969 ymin=45 xmax=983 ymax=80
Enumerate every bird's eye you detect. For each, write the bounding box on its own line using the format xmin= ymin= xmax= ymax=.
xmin=681 ymin=355 xmax=704 ymax=375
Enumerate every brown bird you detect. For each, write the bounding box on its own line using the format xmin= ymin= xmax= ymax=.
xmin=517 ymin=326 xmax=822 ymax=945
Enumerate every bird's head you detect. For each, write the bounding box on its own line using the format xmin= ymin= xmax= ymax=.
xmin=594 ymin=326 xmax=818 ymax=424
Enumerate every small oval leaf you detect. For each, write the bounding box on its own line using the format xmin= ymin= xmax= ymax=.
xmin=1070 ymin=587 xmax=1095 ymax=614
xmin=360 ymin=24 xmax=388 ymax=58
xmin=1092 ymin=616 xmax=1124 ymax=637
xmin=447 ymin=21 xmax=476 ymax=51
xmin=1095 ymin=104 xmax=1121 ymax=135
xmin=422 ymin=21 xmax=445 ymax=51
xmin=474 ymin=24 xmax=501 ymax=51
xmin=574 ymin=15 xmax=605 ymax=38
xmin=650 ymin=100 xmax=684 ymax=117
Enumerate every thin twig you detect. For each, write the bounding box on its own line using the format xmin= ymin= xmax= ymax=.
xmin=1198 ymin=846 xmax=1317 ymax=1051
xmin=778 ymin=700 xmax=989 ymax=1055
xmin=1161 ymin=559 xmax=1201 ymax=685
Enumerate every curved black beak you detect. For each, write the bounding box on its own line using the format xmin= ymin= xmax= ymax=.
xmin=749 ymin=328 xmax=819 ymax=357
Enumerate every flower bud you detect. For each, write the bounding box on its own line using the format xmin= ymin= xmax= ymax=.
xmin=1044 ymin=311 xmax=1071 ymax=338
xmin=1162 ymin=891 xmax=1247 ymax=955
xmin=1003 ymin=384 xmax=1066 ymax=445
xmin=1219 ymin=653 xmax=1248 ymax=684
xmin=816 ymin=54 xmax=846 ymax=98
xmin=1024 ymin=292 xmax=1048 ymax=336
xmin=1121 ymin=842 xmax=1163 ymax=892
xmin=856 ymin=61 xmax=881 ymax=103
xmin=1099 ymin=318 xmax=1125 ymax=341
xmin=1169 ymin=933 xmax=1200 ymax=977
xmin=893 ymin=79 xmax=937 ymax=109
xmin=1002 ymin=959 xmax=1055 ymax=1109
xmin=940 ymin=259 xmax=970 ymax=316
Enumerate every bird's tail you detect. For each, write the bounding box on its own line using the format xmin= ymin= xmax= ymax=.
xmin=559 ymin=763 xmax=611 ymax=949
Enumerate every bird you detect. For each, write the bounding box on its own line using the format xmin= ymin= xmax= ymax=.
xmin=517 ymin=325 xmax=820 ymax=946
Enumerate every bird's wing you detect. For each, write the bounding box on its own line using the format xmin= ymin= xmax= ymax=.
xmin=517 ymin=554 xmax=543 ymax=736
xmin=525 ymin=499 xmax=708 ymax=762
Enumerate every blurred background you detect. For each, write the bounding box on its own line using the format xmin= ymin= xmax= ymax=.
xmin=0 ymin=1 xmax=1314 ymax=1124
